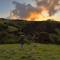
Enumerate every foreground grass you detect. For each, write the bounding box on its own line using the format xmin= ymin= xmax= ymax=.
xmin=0 ymin=43 xmax=60 ymax=60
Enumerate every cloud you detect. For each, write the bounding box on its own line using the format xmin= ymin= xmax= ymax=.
xmin=10 ymin=1 xmax=37 ymax=19
xmin=9 ymin=0 xmax=60 ymax=20
xmin=36 ymin=0 xmax=60 ymax=16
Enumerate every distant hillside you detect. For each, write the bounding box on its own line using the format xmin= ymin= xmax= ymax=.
xmin=0 ymin=18 xmax=60 ymax=44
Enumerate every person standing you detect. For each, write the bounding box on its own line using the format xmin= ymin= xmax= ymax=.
xmin=19 ymin=34 xmax=25 ymax=48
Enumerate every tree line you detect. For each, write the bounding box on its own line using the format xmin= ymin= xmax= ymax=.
xmin=0 ymin=18 xmax=60 ymax=44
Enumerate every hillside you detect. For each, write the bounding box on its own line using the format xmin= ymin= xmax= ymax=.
xmin=0 ymin=18 xmax=60 ymax=44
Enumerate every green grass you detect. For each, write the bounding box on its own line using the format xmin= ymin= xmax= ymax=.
xmin=0 ymin=43 xmax=60 ymax=60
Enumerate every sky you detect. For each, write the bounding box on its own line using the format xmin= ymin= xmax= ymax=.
xmin=0 ymin=0 xmax=34 ymax=18
xmin=0 ymin=0 xmax=60 ymax=21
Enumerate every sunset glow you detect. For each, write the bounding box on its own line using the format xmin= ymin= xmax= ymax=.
xmin=0 ymin=0 xmax=60 ymax=21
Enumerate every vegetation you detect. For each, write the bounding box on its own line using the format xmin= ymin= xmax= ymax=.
xmin=0 ymin=44 xmax=60 ymax=60
xmin=0 ymin=18 xmax=60 ymax=44
xmin=0 ymin=18 xmax=60 ymax=60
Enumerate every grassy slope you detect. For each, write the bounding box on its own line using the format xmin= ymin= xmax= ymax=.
xmin=0 ymin=44 xmax=60 ymax=60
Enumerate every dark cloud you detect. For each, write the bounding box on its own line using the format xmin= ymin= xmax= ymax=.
xmin=10 ymin=1 xmax=37 ymax=19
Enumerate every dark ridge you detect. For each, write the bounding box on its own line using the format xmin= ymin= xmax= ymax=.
xmin=0 ymin=18 xmax=60 ymax=44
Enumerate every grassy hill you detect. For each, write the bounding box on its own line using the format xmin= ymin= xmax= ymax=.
xmin=0 ymin=18 xmax=60 ymax=60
